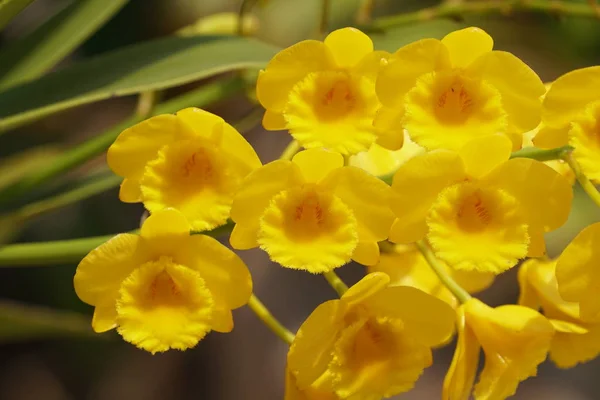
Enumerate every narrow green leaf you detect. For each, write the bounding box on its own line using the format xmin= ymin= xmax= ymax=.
xmin=0 ymin=0 xmax=35 ymax=31
xmin=0 ymin=0 xmax=129 ymax=88
xmin=0 ymin=300 xmax=98 ymax=342
xmin=0 ymin=35 xmax=278 ymax=133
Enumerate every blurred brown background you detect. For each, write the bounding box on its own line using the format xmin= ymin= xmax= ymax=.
xmin=1 ymin=0 xmax=600 ymax=399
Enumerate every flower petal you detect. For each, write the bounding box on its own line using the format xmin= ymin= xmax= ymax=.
xmin=179 ymin=234 xmax=252 ymax=309
xmin=467 ymin=51 xmax=546 ymax=135
xmin=542 ymin=66 xmax=600 ymax=129
xmin=119 ymin=178 xmax=142 ymax=203
xmin=342 ymin=272 xmax=390 ymax=307
xmin=74 ymin=233 xmax=144 ymax=305
xmin=324 ymin=27 xmax=373 ymax=68
xmin=442 ymin=27 xmax=493 ymax=68
xmin=107 ymin=114 xmax=194 ymax=180
xmin=92 ymin=301 xmax=118 ymax=333
xmin=292 ymin=148 xmax=344 ymax=183
xmin=365 ymin=285 xmax=456 ymax=347
xmin=256 ymin=40 xmax=335 ymax=112
xmin=532 ymin=123 xmax=569 ymax=149
xmin=288 ymin=300 xmax=345 ymax=388
xmin=458 ymin=134 xmax=512 ymax=179
xmin=389 ymin=150 xmax=467 ymax=244
xmin=485 ymin=158 xmax=573 ymax=234
xmin=322 ymin=166 xmax=395 ymax=242
xmin=263 ymin=110 xmax=287 ymax=130
xmin=443 ymin=307 xmax=480 ymax=400
xmin=556 ymin=222 xmax=600 ymax=322
xmin=351 ymin=241 xmax=380 ymax=266
xmin=373 ymin=106 xmax=405 ymax=151
xmin=140 ymin=208 xmax=190 ymax=239
xmin=376 ymin=38 xmax=451 ymax=108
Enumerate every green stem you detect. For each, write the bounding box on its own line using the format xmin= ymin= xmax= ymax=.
xmin=415 ymin=240 xmax=471 ymax=304
xmin=280 ymin=140 xmax=301 ymax=161
xmin=0 ymin=77 xmax=244 ymax=208
xmin=323 ymin=270 xmax=349 ymax=297
xmin=247 ymin=294 xmax=295 ymax=345
xmin=509 ymin=145 xmax=573 ymax=161
xmin=563 ymin=152 xmax=600 ymax=209
xmin=0 ymin=223 xmax=233 ymax=267
xmin=371 ymin=0 xmax=600 ymax=30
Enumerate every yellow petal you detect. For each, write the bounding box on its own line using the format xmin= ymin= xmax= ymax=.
xmin=389 ymin=150 xmax=467 ymax=244
xmin=229 ymin=222 xmax=259 ymax=250
xmin=211 ymin=301 xmax=234 ymax=333
xmin=550 ymin=324 xmax=600 ymax=369
xmin=107 ymin=114 xmax=194 ymax=180
xmin=569 ymin=101 xmax=600 ymax=183
xmin=532 ymin=123 xmax=569 ymax=149
xmin=443 ymin=307 xmax=480 ymax=400
xmin=467 ymin=51 xmax=546 ymax=134
xmin=365 ymin=285 xmax=456 ymax=347
xmin=556 ymin=222 xmax=600 ymax=322
xmin=119 ymin=178 xmax=142 ymax=203
xmin=427 ymin=182 xmax=529 ymax=274
xmin=341 ymin=271 xmax=390 ymax=307
xmin=372 ymin=106 xmax=405 ymax=151
xmin=256 ymin=40 xmax=335 ymax=112
xmin=229 ymin=160 xmax=303 ymax=249
xmin=322 ymin=166 xmax=395 ymax=242
xmin=116 ymin=258 xmax=215 ymax=354
xmin=263 ymin=110 xmax=288 ymax=130
xmin=74 ymin=233 xmax=144 ymax=306
xmin=175 ymin=107 xmax=224 ymax=140
xmin=285 ymin=367 xmax=338 ymax=400
xmin=442 ymin=27 xmax=493 ymax=68
xmin=258 ymin=186 xmax=358 ymax=273
xmin=485 ymin=158 xmax=573 ymax=234
xmin=324 ymin=27 xmax=373 ymax=68
xmin=376 ymin=38 xmax=451 ymax=108
xmin=179 ymin=234 xmax=252 ymax=309
xmin=458 ymin=134 xmax=512 ymax=179
xmin=465 ymin=299 xmax=554 ymax=400
xmin=292 ymin=149 xmax=344 ymax=183
xmin=351 ymin=241 xmax=380 ymax=266
xmin=349 ymin=135 xmax=424 ymax=177
xmin=91 ymin=301 xmax=118 ymax=333
xmin=542 ymin=66 xmax=600 ymax=129
xmin=288 ymin=300 xmax=345 ymax=388
xmin=140 ymin=208 xmax=190 ymax=239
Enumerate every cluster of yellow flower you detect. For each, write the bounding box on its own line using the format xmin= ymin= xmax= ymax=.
xmin=73 ymin=26 xmax=600 ymax=400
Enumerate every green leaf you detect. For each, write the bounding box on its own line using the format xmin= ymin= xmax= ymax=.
xmin=371 ymin=19 xmax=463 ymax=52
xmin=0 ymin=35 xmax=278 ymax=134
xmin=0 ymin=300 xmax=99 ymax=342
xmin=0 ymin=0 xmax=35 ymax=31
xmin=0 ymin=0 xmax=129 ymax=89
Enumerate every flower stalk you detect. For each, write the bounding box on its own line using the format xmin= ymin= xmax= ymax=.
xmin=247 ymin=294 xmax=295 ymax=345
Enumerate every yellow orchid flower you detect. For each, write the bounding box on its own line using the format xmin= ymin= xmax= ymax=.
xmin=376 ymin=27 xmax=545 ymax=151
xmin=73 ymin=208 xmax=252 ymax=354
xmin=107 ymin=108 xmax=261 ymax=231
xmin=534 ymin=66 xmax=600 ymax=183
xmin=519 ymin=258 xmax=600 ymax=368
xmin=389 ymin=134 xmax=572 ymax=274
xmin=256 ymin=27 xmax=398 ymax=155
xmin=369 ymin=244 xmax=494 ymax=309
xmin=229 ymin=148 xmax=395 ymax=273
xmin=288 ymin=272 xmax=455 ymax=400
xmin=443 ymin=299 xmax=554 ymax=400
xmin=555 ymin=222 xmax=600 ymax=322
